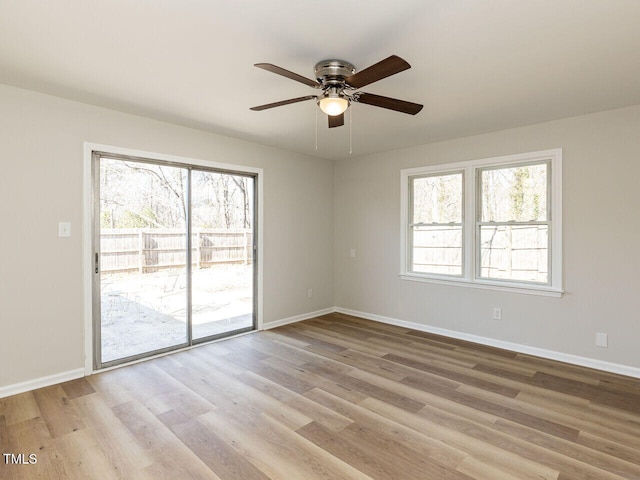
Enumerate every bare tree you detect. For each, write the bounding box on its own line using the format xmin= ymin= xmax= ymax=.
xmin=100 ymin=159 xmax=252 ymax=231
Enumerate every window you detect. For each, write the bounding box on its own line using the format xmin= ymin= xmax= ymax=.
xmin=401 ymin=149 xmax=562 ymax=296
xmin=409 ymin=172 xmax=464 ymax=276
xmin=477 ymin=162 xmax=549 ymax=283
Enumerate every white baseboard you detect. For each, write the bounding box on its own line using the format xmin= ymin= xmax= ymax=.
xmin=0 ymin=368 xmax=85 ymax=399
xmin=334 ymin=307 xmax=640 ymax=379
xmin=262 ymin=307 xmax=335 ymax=330
xmin=5 ymin=306 xmax=638 ymax=399
xmin=1 ymin=307 xmax=332 ymax=398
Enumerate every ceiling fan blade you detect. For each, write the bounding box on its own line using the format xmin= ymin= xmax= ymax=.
xmin=328 ymin=113 xmax=345 ymax=128
xmin=254 ymin=63 xmax=320 ymax=87
xmin=250 ymin=95 xmax=316 ymax=111
xmin=355 ymin=92 xmax=423 ymax=115
xmin=345 ymin=55 xmax=411 ymax=88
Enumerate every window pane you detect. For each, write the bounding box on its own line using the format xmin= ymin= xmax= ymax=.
xmin=190 ymin=171 xmax=254 ymax=341
xmin=412 ymin=173 xmax=462 ymax=224
xmin=99 ymin=159 xmax=188 ymax=364
xmin=479 ymin=225 xmax=548 ymax=283
xmin=480 ymin=163 xmax=547 ymax=222
xmin=412 ymin=225 xmax=462 ymax=275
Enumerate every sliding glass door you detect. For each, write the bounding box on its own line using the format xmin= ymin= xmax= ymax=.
xmin=190 ymin=170 xmax=254 ymax=340
xmin=93 ymin=153 xmax=256 ymax=369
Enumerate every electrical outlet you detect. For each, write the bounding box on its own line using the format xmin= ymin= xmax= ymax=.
xmin=350 ymin=248 xmax=356 ymax=258
xmin=492 ymin=307 xmax=502 ymax=320
xmin=307 ymin=288 xmax=313 ymax=298
xmin=596 ymin=332 xmax=608 ymax=348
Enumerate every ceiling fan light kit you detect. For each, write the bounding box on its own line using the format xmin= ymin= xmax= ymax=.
xmin=318 ymin=87 xmax=349 ymax=116
xmin=251 ymin=55 xmax=423 ymax=129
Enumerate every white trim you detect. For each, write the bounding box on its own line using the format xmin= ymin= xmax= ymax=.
xmin=0 ymin=330 xmax=259 ymax=397
xmin=399 ymin=170 xmax=409 ymax=276
xmin=262 ymin=307 xmax=336 ymax=330
xmin=334 ymin=307 xmax=640 ymax=379
xmin=550 ymin=152 xmax=563 ymax=289
xmin=0 ymin=368 xmax=85 ymax=399
xmin=401 ymin=148 xmax=563 ymax=175
xmin=400 ymin=148 xmax=563 ymax=296
xmin=83 ymin=144 xmax=94 ymax=375
xmin=84 ymin=142 xmax=264 ymax=176
xmin=5 ymin=306 xmax=640 ymax=397
xmin=0 ymin=308 xmax=332 ymax=397
xmin=399 ymin=274 xmax=563 ymax=297
xmin=82 ymin=142 xmax=264 ymax=375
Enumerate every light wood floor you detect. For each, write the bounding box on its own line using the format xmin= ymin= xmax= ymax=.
xmin=2 ymin=313 xmax=640 ymax=480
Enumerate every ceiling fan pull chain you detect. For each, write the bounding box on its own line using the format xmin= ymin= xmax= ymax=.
xmin=349 ymin=107 xmax=353 ymax=155
xmin=315 ymin=105 xmax=318 ymax=150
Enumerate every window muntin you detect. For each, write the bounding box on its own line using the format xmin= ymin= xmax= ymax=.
xmin=477 ymin=161 xmax=550 ymax=284
xmin=409 ymin=172 xmax=463 ymax=276
xmin=401 ymin=150 xmax=562 ymax=296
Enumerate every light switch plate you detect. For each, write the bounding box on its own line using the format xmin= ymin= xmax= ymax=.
xmin=58 ymin=222 xmax=71 ymax=237
xmin=595 ymin=332 xmax=608 ymax=348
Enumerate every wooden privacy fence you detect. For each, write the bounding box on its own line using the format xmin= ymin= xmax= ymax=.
xmin=100 ymin=228 xmax=253 ymax=274
xmin=412 ymin=224 xmax=548 ymax=282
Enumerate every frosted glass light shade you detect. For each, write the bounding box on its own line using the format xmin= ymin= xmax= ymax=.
xmin=318 ymin=96 xmax=349 ymax=116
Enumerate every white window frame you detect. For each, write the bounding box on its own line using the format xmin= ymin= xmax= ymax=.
xmin=400 ymin=149 xmax=563 ymax=297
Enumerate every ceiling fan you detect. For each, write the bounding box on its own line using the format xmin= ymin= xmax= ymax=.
xmin=250 ymin=55 xmax=423 ymax=128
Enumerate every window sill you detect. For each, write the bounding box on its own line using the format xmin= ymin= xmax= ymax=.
xmin=399 ymin=273 xmax=563 ymax=297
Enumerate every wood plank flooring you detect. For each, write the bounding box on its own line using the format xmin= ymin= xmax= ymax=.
xmin=2 ymin=312 xmax=640 ymax=479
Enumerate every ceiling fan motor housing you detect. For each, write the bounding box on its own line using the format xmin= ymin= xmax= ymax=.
xmin=314 ymin=60 xmax=356 ymax=86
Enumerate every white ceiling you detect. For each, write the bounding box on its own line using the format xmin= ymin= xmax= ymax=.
xmin=2 ymin=0 xmax=640 ymax=160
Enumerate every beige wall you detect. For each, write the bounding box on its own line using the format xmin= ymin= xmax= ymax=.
xmin=3 ymin=81 xmax=640 ymax=391
xmin=334 ymin=104 xmax=640 ymax=370
xmin=0 ymin=85 xmax=335 ymax=389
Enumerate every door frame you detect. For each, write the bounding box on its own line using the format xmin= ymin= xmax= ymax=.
xmin=83 ymin=143 xmax=264 ymax=375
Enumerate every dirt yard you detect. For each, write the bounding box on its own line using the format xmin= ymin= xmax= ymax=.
xmin=100 ymin=264 xmax=253 ymax=362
